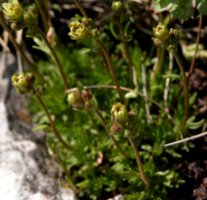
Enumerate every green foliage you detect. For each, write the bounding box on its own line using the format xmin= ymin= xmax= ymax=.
xmin=153 ymin=0 xmax=207 ymax=20
xmin=5 ymin=0 xmax=207 ymax=199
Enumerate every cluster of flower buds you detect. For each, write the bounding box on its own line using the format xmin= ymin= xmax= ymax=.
xmin=2 ymin=0 xmax=38 ymax=31
xmin=11 ymin=72 xmax=35 ymax=94
xmin=68 ymin=16 xmax=98 ymax=40
xmin=67 ymin=89 xmax=97 ymax=110
xmin=110 ymin=102 xmax=128 ymax=134
xmin=110 ymin=103 xmax=137 ymax=134
xmin=152 ymin=23 xmax=181 ymax=51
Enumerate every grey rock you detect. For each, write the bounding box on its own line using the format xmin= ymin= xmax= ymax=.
xmin=0 ymin=53 xmax=75 ymax=200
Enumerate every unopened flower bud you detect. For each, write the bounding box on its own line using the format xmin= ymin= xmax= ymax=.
xmin=68 ymin=17 xmax=92 ymax=40
xmin=11 ymin=72 xmax=35 ymax=94
xmin=111 ymin=102 xmax=128 ymax=124
xmin=2 ymin=0 xmax=23 ymax=21
xmin=81 ymin=89 xmax=97 ymax=110
xmin=84 ymin=98 xmax=97 ymax=110
xmin=152 ymin=23 xmax=170 ymax=47
xmin=67 ymin=89 xmax=84 ymax=109
xmin=112 ymin=1 xmax=123 ymax=12
xmin=111 ymin=121 xmax=123 ymax=134
xmin=124 ymin=129 xmax=132 ymax=138
xmin=153 ymin=23 xmax=169 ymax=40
xmin=81 ymin=89 xmax=92 ymax=101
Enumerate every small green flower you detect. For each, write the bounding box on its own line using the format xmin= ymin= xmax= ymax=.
xmin=11 ymin=72 xmax=35 ymax=94
xmin=153 ymin=23 xmax=169 ymax=40
xmin=2 ymin=0 xmax=23 ymax=21
xmin=112 ymin=1 xmax=123 ymax=11
xmin=152 ymin=23 xmax=170 ymax=48
xmin=68 ymin=17 xmax=92 ymax=40
xmin=67 ymin=89 xmax=84 ymax=109
xmin=111 ymin=102 xmax=128 ymax=124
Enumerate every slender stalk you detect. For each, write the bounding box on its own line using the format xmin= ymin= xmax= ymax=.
xmin=95 ymin=109 xmax=127 ymax=158
xmin=150 ymin=47 xmax=165 ymax=89
xmin=163 ymin=53 xmax=173 ymax=103
xmin=118 ymin=22 xmax=134 ymax=87
xmin=164 ymin=131 xmax=207 ymax=147
xmin=16 ymin=30 xmax=23 ymax=74
xmin=0 ymin=13 xmax=42 ymax=79
xmin=33 ymin=89 xmax=71 ymax=150
xmin=38 ymin=28 xmax=70 ymax=89
xmin=173 ymin=51 xmax=189 ymax=130
xmin=128 ymin=136 xmax=150 ymax=187
xmin=95 ymin=39 xmax=124 ymax=102
xmin=35 ymin=0 xmax=49 ymax=32
xmin=141 ymin=64 xmax=151 ymax=123
xmin=73 ymin=0 xmax=88 ymax=17
xmin=80 ymin=85 xmax=161 ymax=109
xmin=188 ymin=16 xmax=203 ymax=77
xmin=43 ymin=0 xmax=52 ymax=27
xmin=81 ymin=84 xmax=175 ymax=124
xmin=163 ymin=53 xmax=174 ymax=121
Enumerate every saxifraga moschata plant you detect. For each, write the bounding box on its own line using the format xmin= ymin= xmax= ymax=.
xmin=2 ymin=0 xmax=207 ymax=199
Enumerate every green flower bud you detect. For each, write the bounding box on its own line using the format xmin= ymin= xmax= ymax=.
xmin=84 ymin=98 xmax=97 ymax=110
xmin=11 ymin=72 xmax=35 ymax=94
xmin=68 ymin=17 xmax=92 ymax=40
xmin=153 ymin=23 xmax=169 ymax=41
xmin=67 ymin=89 xmax=84 ymax=109
xmin=124 ymin=129 xmax=132 ymax=138
xmin=23 ymin=4 xmax=38 ymax=27
xmin=152 ymin=23 xmax=170 ymax=48
xmin=112 ymin=1 xmax=123 ymax=12
xmin=2 ymin=0 xmax=23 ymax=21
xmin=111 ymin=102 xmax=128 ymax=124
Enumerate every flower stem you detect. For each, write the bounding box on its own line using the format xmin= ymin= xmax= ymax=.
xmin=38 ymin=28 xmax=70 ymax=90
xmin=33 ymin=89 xmax=72 ymax=150
xmin=35 ymin=0 xmax=49 ymax=32
xmin=95 ymin=109 xmax=127 ymax=158
xmin=95 ymin=39 xmax=124 ymax=102
xmin=73 ymin=0 xmax=88 ymax=17
xmin=188 ymin=16 xmax=203 ymax=77
xmin=0 ymin=12 xmax=42 ymax=80
xmin=173 ymin=51 xmax=189 ymax=131
xmin=128 ymin=136 xmax=150 ymax=188
xmin=150 ymin=47 xmax=165 ymax=89
xmin=118 ymin=22 xmax=134 ymax=87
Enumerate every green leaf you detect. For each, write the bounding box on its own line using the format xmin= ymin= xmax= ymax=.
xmin=162 ymin=71 xmax=180 ymax=80
xmin=170 ymin=0 xmax=194 ymax=20
xmin=187 ymin=118 xmax=205 ymax=130
xmin=32 ymin=37 xmax=50 ymax=55
xmin=152 ymin=0 xmax=173 ymax=12
xmin=197 ymin=0 xmax=207 ymax=15
xmin=32 ymin=124 xmax=49 ymax=132
xmin=152 ymin=0 xmax=194 ymax=20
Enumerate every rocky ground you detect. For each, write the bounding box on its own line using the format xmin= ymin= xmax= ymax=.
xmin=0 ymin=52 xmax=75 ymax=200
